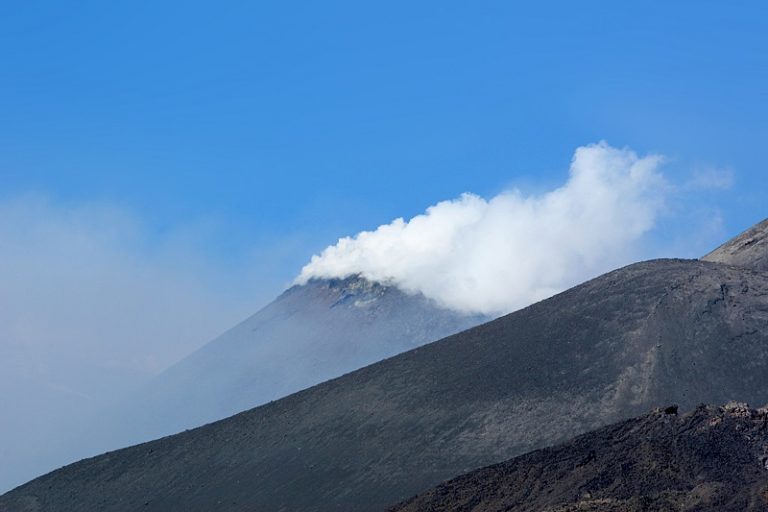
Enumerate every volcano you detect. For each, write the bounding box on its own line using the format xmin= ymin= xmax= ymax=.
xmin=104 ymin=275 xmax=486 ymax=446
xmin=26 ymin=275 xmax=485 ymax=492
xmin=2 ymin=219 xmax=767 ymax=512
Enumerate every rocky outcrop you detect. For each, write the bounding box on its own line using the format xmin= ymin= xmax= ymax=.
xmin=390 ymin=403 xmax=768 ymax=512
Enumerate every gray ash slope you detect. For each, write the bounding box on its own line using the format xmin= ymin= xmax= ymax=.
xmin=93 ymin=276 xmax=486 ymax=448
xmin=703 ymin=217 xmax=768 ymax=272
xmin=390 ymin=403 xmax=768 ymax=512
xmin=13 ymin=275 xmax=485 ymax=497
xmin=3 ymin=220 xmax=768 ymax=512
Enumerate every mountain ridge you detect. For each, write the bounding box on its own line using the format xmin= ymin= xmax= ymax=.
xmin=702 ymin=217 xmax=768 ymax=272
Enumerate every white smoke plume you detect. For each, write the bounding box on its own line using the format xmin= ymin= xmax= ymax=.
xmin=298 ymin=142 xmax=669 ymax=315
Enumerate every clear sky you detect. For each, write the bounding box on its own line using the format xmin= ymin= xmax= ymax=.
xmin=2 ymin=1 xmax=766 ymax=260
xmin=1 ymin=1 xmax=767 ymax=492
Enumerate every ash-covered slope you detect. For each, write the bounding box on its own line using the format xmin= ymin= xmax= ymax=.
xmin=98 ymin=276 xmax=486 ymax=448
xmin=390 ymin=403 xmax=768 ymax=512
xmin=6 ymin=276 xmax=484 ymax=497
xmin=702 ymin=217 xmax=768 ymax=272
xmin=3 ymin=222 xmax=768 ymax=512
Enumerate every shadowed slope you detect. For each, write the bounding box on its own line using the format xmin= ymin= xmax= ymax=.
xmin=390 ymin=403 xmax=768 ymax=512
xmin=3 ymin=255 xmax=768 ymax=512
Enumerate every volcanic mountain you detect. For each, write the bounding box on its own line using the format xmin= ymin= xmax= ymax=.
xmin=390 ymin=402 xmax=768 ymax=512
xmin=33 ymin=275 xmax=485 ymax=489
xmin=2 ymin=219 xmax=768 ymax=512
xmin=99 ymin=276 xmax=486 ymax=447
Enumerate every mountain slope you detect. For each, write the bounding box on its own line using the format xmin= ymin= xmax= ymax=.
xmin=4 ymin=257 xmax=768 ymax=512
xmin=3 ymin=276 xmax=484 ymax=497
xmin=390 ymin=402 xmax=768 ymax=512
xmin=98 ymin=276 xmax=485 ymax=446
xmin=702 ymin=217 xmax=768 ymax=272
xmin=3 ymin=221 xmax=768 ymax=512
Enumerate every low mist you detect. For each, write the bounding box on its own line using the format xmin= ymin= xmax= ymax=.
xmin=0 ymin=196 xmax=272 ymax=491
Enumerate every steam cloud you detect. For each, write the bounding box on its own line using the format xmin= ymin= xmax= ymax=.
xmin=298 ymin=142 xmax=669 ymax=315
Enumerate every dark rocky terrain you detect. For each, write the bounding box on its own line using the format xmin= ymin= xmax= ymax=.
xmin=390 ymin=402 xmax=768 ymax=512
xmin=2 ymin=219 xmax=767 ymax=512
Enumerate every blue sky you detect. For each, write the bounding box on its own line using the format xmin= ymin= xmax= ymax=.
xmin=2 ymin=1 xmax=766 ymax=267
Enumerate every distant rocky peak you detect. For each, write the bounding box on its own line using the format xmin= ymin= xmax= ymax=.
xmin=702 ymin=218 xmax=768 ymax=272
xmin=324 ymin=275 xmax=392 ymax=308
xmin=325 ymin=274 xmax=391 ymax=293
xmin=279 ymin=274 xmax=404 ymax=311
